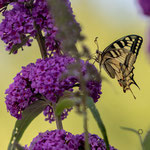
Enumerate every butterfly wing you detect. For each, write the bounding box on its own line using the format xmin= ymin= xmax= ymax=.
xmin=101 ymin=35 xmax=143 ymax=98
xmin=103 ymin=35 xmax=142 ymax=55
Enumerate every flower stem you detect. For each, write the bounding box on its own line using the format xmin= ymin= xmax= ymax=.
xmin=34 ymin=21 xmax=63 ymax=130
xmin=82 ymin=94 xmax=90 ymax=150
xmin=53 ymin=103 xmax=63 ymax=130
xmin=34 ymin=22 xmax=47 ymax=59
xmin=79 ymin=62 xmax=90 ymax=150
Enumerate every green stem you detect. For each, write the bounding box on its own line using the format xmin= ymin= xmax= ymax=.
xmin=33 ymin=21 xmax=63 ymax=130
xmin=82 ymin=95 xmax=89 ymax=150
xmin=34 ymin=22 xmax=47 ymax=59
xmin=53 ymin=103 xmax=63 ymax=130
xmin=79 ymin=62 xmax=90 ymax=150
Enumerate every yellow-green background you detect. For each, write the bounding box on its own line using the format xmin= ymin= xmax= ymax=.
xmin=0 ymin=0 xmax=150 ymax=149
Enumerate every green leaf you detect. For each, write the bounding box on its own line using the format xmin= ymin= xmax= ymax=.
xmin=143 ymin=130 xmax=150 ymax=150
xmin=8 ymin=100 xmax=48 ymax=150
xmin=86 ymin=97 xmax=110 ymax=150
xmin=121 ymin=127 xmax=143 ymax=148
xmin=121 ymin=126 xmax=139 ymax=134
xmin=9 ymin=35 xmax=30 ymax=54
xmin=55 ymin=99 xmax=75 ymax=116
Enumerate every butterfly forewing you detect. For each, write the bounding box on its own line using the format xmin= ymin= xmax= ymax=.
xmin=98 ymin=35 xmax=143 ymax=98
xmin=103 ymin=35 xmax=143 ymax=55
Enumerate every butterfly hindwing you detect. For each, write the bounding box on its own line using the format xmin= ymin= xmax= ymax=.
xmin=103 ymin=59 xmax=116 ymax=78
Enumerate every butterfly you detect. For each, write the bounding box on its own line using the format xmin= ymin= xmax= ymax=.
xmin=94 ymin=35 xmax=143 ymax=99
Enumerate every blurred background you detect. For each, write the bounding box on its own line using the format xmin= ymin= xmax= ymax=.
xmin=0 ymin=0 xmax=150 ymax=149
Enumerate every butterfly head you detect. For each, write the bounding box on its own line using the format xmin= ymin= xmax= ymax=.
xmin=94 ymin=37 xmax=103 ymax=63
xmin=95 ymin=49 xmax=102 ymax=63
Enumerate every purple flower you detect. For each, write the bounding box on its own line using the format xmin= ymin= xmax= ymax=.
xmin=25 ymin=130 xmax=117 ymax=150
xmin=0 ymin=1 xmax=9 ymax=8
xmin=5 ymin=63 xmax=36 ymax=119
xmin=87 ymin=81 xmax=102 ymax=102
xmin=76 ymin=133 xmax=117 ymax=150
xmin=5 ymin=55 xmax=102 ymax=123
xmin=25 ymin=130 xmax=79 ymax=150
xmin=0 ymin=0 xmax=13 ymax=7
xmin=0 ymin=0 xmax=60 ymax=53
xmin=138 ymin=0 xmax=150 ymax=16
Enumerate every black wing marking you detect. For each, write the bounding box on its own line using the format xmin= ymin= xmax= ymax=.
xmin=102 ymin=35 xmax=143 ymax=58
xmin=101 ymin=35 xmax=143 ymax=78
xmin=103 ymin=59 xmax=116 ymax=78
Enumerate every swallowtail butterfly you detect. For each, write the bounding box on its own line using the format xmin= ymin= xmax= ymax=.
xmin=94 ymin=35 xmax=143 ymax=99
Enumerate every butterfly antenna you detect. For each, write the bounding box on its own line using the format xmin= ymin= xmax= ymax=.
xmin=94 ymin=37 xmax=100 ymax=51
xmin=129 ymin=88 xmax=136 ymax=99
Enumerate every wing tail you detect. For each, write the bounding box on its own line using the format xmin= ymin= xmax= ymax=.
xmin=129 ymin=88 xmax=136 ymax=99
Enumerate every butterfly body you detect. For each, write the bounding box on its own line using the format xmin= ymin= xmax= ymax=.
xmin=95 ymin=35 xmax=143 ymax=99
